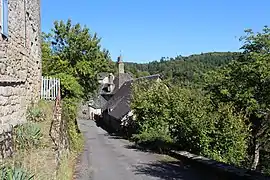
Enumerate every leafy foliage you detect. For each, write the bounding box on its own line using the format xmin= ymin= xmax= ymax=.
xmin=131 ymin=81 xmax=250 ymax=165
xmin=54 ymin=73 xmax=83 ymax=99
xmin=205 ymin=26 xmax=270 ymax=170
xmin=131 ymin=81 xmax=172 ymax=152
xmin=14 ymin=123 xmax=42 ymax=150
xmin=62 ymin=98 xmax=83 ymax=152
xmin=42 ymin=19 xmax=114 ymax=99
xmin=0 ymin=166 xmax=34 ymax=180
xmin=26 ymin=106 xmax=45 ymax=122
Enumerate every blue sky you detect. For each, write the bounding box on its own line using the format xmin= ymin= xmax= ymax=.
xmin=41 ymin=0 xmax=269 ymax=63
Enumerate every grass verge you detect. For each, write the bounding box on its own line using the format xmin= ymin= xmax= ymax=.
xmin=1 ymin=99 xmax=84 ymax=179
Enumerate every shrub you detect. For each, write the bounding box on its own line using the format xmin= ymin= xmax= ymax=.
xmin=0 ymin=166 xmax=34 ymax=180
xmin=169 ymin=87 xmax=211 ymax=153
xmin=258 ymin=150 xmax=270 ymax=175
xmin=26 ymin=106 xmax=45 ymax=122
xmin=14 ymin=123 xmax=42 ymax=150
xmin=55 ymin=73 xmax=84 ymax=99
xmin=62 ymin=98 xmax=83 ymax=152
xmin=131 ymin=82 xmax=250 ymax=166
xmin=131 ymin=81 xmax=172 ymax=151
xmin=132 ymin=128 xmax=173 ymax=153
xmin=205 ymin=104 xmax=250 ymax=165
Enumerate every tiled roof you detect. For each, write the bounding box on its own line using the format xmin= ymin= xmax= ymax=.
xmin=103 ymin=74 xmax=161 ymax=120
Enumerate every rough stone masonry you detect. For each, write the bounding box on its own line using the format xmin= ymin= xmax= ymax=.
xmin=0 ymin=0 xmax=42 ymax=156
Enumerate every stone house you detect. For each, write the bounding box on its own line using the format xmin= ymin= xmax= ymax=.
xmin=0 ymin=0 xmax=42 ymax=132
xmin=98 ymin=55 xmax=161 ymax=133
xmin=88 ymin=98 xmax=102 ymax=120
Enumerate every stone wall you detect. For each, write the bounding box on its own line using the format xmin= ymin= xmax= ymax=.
xmin=0 ymin=125 xmax=13 ymax=160
xmin=170 ymin=151 xmax=269 ymax=180
xmin=0 ymin=0 xmax=41 ymax=132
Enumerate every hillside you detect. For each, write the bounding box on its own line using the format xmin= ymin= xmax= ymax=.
xmin=125 ymin=52 xmax=239 ymax=85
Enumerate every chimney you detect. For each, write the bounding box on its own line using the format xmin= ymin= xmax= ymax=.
xmin=108 ymin=73 xmax=114 ymax=84
xmin=108 ymin=73 xmax=115 ymax=92
xmin=117 ymin=55 xmax=124 ymax=74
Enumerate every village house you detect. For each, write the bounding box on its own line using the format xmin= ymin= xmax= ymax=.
xmin=88 ymin=98 xmax=102 ymax=120
xmin=0 ymin=0 xmax=41 ymax=133
xmin=97 ymin=55 xmax=160 ymax=133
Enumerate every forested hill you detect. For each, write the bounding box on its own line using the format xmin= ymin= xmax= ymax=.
xmin=125 ymin=52 xmax=239 ymax=85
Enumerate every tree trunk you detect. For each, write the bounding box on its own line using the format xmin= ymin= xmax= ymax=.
xmin=251 ymin=141 xmax=260 ymax=170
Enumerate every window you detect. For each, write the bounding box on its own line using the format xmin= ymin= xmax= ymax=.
xmin=1 ymin=0 xmax=8 ymax=37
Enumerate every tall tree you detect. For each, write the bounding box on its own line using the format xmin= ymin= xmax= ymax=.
xmin=205 ymin=26 xmax=270 ymax=170
xmin=42 ymin=19 xmax=114 ymax=99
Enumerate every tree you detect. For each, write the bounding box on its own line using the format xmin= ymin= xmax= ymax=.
xmin=168 ymin=87 xmax=249 ymax=165
xmin=131 ymin=81 xmax=249 ymax=165
xmin=205 ymin=26 xmax=270 ymax=170
xmin=42 ymin=19 xmax=114 ymax=99
xmin=131 ymin=81 xmax=172 ymax=152
xmin=125 ymin=52 xmax=238 ymax=86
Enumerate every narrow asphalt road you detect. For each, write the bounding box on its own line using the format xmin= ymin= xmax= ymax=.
xmin=74 ymin=119 xmax=218 ymax=180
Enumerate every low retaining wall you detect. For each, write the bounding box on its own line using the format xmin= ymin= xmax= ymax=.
xmin=0 ymin=125 xmax=13 ymax=160
xmin=50 ymin=95 xmax=69 ymax=167
xmin=170 ymin=151 xmax=270 ymax=180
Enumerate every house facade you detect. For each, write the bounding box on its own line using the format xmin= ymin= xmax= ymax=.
xmin=88 ymin=98 xmax=102 ymax=120
xmin=0 ymin=0 xmax=42 ymax=131
xmin=98 ymin=55 xmax=160 ymax=133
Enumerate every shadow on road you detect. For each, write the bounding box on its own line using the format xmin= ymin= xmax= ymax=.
xmin=124 ymin=144 xmax=154 ymax=153
xmin=133 ymin=160 xmax=190 ymax=180
xmin=94 ymin=118 xmax=130 ymax=138
xmin=124 ymin=143 xmax=175 ymax=156
xmin=125 ymin=144 xmax=240 ymax=180
xmin=132 ymin=160 xmax=221 ymax=180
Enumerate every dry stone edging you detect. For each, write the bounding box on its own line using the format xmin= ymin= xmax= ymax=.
xmin=170 ymin=150 xmax=270 ymax=180
xmin=0 ymin=124 xmax=13 ymax=160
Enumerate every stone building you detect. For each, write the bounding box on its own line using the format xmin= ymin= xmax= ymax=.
xmin=98 ymin=55 xmax=160 ymax=133
xmin=0 ymin=0 xmax=42 ymax=132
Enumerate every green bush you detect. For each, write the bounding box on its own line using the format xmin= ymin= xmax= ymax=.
xmin=131 ymin=82 xmax=250 ymax=166
xmin=14 ymin=123 xmax=42 ymax=150
xmin=26 ymin=106 xmax=45 ymax=122
xmin=169 ymin=87 xmax=211 ymax=153
xmin=0 ymin=166 xmax=34 ymax=180
xmin=131 ymin=81 xmax=172 ymax=152
xmin=205 ymin=104 xmax=250 ymax=165
xmin=62 ymin=98 xmax=83 ymax=152
xmin=132 ymin=128 xmax=173 ymax=153
xmin=55 ymin=73 xmax=84 ymax=99
xmin=169 ymin=87 xmax=250 ymax=165
xmin=258 ymin=150 xmax=270 ymax=175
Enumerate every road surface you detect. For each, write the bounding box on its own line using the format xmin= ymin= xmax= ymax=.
xmin=74 ymin=119 xmax=218 ymax=180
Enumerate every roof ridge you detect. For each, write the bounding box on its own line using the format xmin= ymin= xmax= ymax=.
xmin=133 ymin=74 xmax=161 ymax=81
